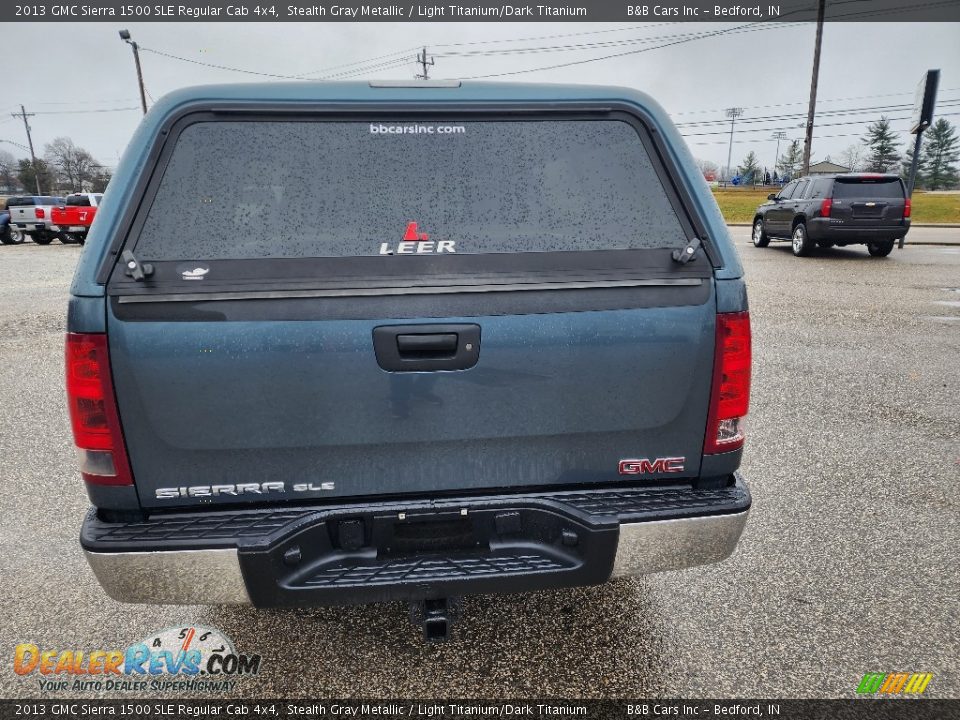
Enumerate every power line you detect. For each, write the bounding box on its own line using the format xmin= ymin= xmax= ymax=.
xmin=434 ymin=27 xmax=743 ymax=57
xmin=681 ymin=107 xmax=960 ymax=138
xmin=31 ymin=97 xmax=142 ymax=107
xmin=317 ymin=57 xmax=414 ymax=81
xmin=139 ymin=45 xmax=301 ymax=79
xmin=31 ymin=107 xmax=142 ymax=115
xmin=433 ymin=22 xmax=686 ymax=48
xmin=294 ymin=48 xmax=418 ymax=79
xmin=682 ymin=112 xmax=960 ymax=145
xmin=444 ymin=0 xmax=958 ymax=81
xmin=445 ymin=22 xmax=801 ymax=80
xmin=672 ymin=88 xmax=960 ymax=117
xmin=675 ymin=99 xmax=960 ymax=127
xmin=139 ymin=44 xmax=414 ymax=82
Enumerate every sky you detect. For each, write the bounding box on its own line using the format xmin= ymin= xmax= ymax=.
xmin=4 ymin=20 xmax=959 ymax=174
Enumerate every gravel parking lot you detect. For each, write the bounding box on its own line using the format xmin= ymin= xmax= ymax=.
xmin=0 ymin=230 xmax=957 ymax=699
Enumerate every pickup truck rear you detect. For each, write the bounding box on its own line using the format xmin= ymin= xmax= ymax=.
xmin=7 ymin=195 xmax=66 ymax=244
xmin=51 ymin=193 xmax=103 ymax=244
xmin=68 ymin=81 xmax=751 ymax=640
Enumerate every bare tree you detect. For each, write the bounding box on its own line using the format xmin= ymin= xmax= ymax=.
xmin=838 ymin=144 xmax=865 ymax=172
xmin=695 ymin=158 xmax=719 ymax=176
xmin=44 ymin=137 xmax=99 ymax=193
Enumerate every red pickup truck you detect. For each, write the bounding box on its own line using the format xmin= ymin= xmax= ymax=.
xmin=51 ymin=193 xmax=102 ymax=244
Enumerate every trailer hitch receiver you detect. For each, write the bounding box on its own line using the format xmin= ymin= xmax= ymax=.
xmin=409 ymin=597 xmax=460 ymax=642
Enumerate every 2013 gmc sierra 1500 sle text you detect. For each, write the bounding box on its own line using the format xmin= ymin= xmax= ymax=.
xmin=67 ymin=80 xmax=752 ymax=641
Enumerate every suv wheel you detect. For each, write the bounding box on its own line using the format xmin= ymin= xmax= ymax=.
xmin=867 ymin=240 xmax=895 ymax=257
xmin=752 ymin=219 xmax=770 ymax=248
xmin=791 ymin=223 xmax=813 ymax=257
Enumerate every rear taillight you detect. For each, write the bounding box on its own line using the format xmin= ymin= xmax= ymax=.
xmin=704 ymin=312 xmax=751 ymax=455
xmin=904 ymin=197 xmax=911 ymax=219
xmin=820 ymin=198 xmax=832 ymax=218
xmin=65 ymin=333 xmax=133 ymax=486
xmin=34 ymin=208 xmax=44 ymax=219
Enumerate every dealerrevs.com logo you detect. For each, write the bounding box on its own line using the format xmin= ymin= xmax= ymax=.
xmin=14 ymin=626 xmax=261 ymax=693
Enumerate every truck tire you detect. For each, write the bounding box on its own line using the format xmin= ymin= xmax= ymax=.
xmin=791 ymin=222 xmax=813 ymax=257
xmin=31 ymin=232 xmax=53 ymax=245
xmin=1 ymin=226 xmax=23 ymax=244
xmin=752 ymin=219 xmax=770 ymax=247
xmin=867 ymin=240 xmax=895 ymax=257
xmin=61 ymin=233 xmax=83 ymax=245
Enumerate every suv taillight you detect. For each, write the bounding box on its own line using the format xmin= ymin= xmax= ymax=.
xmin=34 ymin=208 xmax=44 ymax=219
xmin=820 ymin=198 xmax=832 ymax=218
xmin=65 ymin=333 xmax=133 ymax=486
xmin=904 ymin=197 xmax=911 ymax=219
xmin=704 ymin=312 xmax=751 ymax=455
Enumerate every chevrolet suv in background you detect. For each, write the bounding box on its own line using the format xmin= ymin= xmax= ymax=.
xmin=69 ymin=81 xmax=752 ymax=641
xmin=752 ymin=174 xmax=910 ymax=257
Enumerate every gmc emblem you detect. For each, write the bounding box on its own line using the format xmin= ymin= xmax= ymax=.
xmin=618 ymin=457 xmax=685 ymax=475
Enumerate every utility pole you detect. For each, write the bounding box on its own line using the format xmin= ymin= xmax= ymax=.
xmin=416 ymin=47 xmax=434 ymax=80
xmin=771 ymin=131 xmax=787 ymax=179
xmin=11 ymin=105 xmax=41 ymax=195
xmin=119 ymin=29 xmax=148 ymax=115
xmin=801 ymin=0 xmax=826 ymax=176
xmin=725 ymin=107 xmax=743 ymax=181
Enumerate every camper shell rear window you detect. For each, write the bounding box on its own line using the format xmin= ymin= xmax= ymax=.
xmin=131 ymin=118 xmax=690 ymax=261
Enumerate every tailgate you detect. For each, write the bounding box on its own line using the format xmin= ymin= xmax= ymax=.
xmin=831 ymin=176 xmax=907 ymax=226
xmin=59 ymin=207 xmax=95 ymax=227
xmin=104 ymin=113 xmax=717 ymax=509
xmin=10 ymin=205 xmax=32 ymax=224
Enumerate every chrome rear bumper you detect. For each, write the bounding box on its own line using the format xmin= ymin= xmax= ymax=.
xmin=85 ymin=508 xmax=749 ymax=605
xmin=611 ymin=509 xmax=749 ymax=578
xmin=85 ymin=548 xmax=251 ymax=604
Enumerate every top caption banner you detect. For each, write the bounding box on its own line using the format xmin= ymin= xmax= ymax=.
xmin=7 ymin=0 xmax=960 ymax=22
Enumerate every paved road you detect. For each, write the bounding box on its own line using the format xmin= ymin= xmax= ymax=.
xmin=0 ymin=233 xmax=957 ymax=699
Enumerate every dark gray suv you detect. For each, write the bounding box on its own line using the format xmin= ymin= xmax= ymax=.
xmin=752 ymin=174 xmax=910 ymax=257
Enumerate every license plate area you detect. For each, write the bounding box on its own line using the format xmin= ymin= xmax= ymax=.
xmin=238 ymin=502 xmax=619 ymax=606
xmin=386 ymin=515 xmax=480 ymax=556
xmin=852 ymin=203 xmax=885 ymax=217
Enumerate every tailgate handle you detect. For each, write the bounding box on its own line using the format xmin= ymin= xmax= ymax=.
xmin=373 ymin=324 xmax=481 ymax=372
xmin=397 ymin=333 xmax=458 ymax=357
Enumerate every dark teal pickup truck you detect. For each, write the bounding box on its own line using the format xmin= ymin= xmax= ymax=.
xmin=68 ymin=80 xmax=751 ymax=640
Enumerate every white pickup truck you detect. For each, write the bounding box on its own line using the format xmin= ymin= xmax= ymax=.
xmin=7 ymin=195 xmax=67 ymax=245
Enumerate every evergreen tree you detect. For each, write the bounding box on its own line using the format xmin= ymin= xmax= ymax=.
xmin=900 ymin=141 xmax=926 ymax=188
xmin=738 ymin=151 xmax=761 ymax=184
xmin=777 ymin=139 xmax=802 ymax=179
xmin=862 ymin=116 xmax=900 ymax=172
xmin=920 ymin=118 xmax=959 ymax=190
